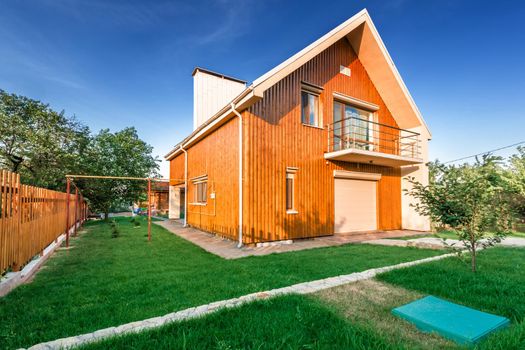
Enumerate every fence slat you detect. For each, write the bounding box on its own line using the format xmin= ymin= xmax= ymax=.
xmin=0 ymin=170 xmax=88 ymax=274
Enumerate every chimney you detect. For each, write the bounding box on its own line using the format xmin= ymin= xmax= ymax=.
xmin=193 ymin=67 xmax=246 ymax=130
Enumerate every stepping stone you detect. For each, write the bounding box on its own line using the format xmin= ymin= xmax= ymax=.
xmin=392 ymin=296 xmax=510 ymax=345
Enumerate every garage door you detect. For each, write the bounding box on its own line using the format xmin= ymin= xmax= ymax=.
xmin=334 ymin=178 xmax=377 ymax=233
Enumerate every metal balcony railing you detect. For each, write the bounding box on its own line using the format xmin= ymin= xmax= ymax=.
xmin=327 ymin=116 xmax=421 ymax=159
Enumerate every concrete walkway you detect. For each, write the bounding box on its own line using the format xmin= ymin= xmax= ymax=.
xmin=25 ymin=252 xmax=454 ymax=350
xmin=364 ymin=236 xmax=525 ymax=250
xmin=154 ymin=220 xmax=426 ymax=259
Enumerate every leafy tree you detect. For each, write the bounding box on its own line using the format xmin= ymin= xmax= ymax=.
xmin=76 ymin=127 xmax=159 ymax=219
xmin=0 ymin=89 xmax=89 ymax=190
xmin=406 ymin=155 xmax=513 ymax=272
xmin=506 ymin=146 xmax=525 ymax=222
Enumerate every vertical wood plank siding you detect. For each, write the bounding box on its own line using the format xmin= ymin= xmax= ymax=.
xmin=1 ymin=170 xmax=86 ymax=274
xmin=243 ymin=38 xmax=401 ymax=243
xmin=183 ymin=118 xmax=239 ymax=239
xmin=169 ymin=154 xmax=185 ymax=186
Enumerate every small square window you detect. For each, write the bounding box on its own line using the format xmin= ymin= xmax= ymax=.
xmin=194 ymin=181 xmax=207 ymax=204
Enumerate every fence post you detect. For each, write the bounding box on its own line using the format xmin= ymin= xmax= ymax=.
xmin=65 ymin=177 xmax=70 ymax=248
xmin=148 ymin=179 xmax=151 ymax=242
xmin=74 ymin=187 xmax=78 ymax=236
xmin=12 ymin=173 xmax=21 ymax=272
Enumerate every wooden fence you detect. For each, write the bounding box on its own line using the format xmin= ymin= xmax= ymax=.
xmin=0 ymin=170 xmax=87 ymax=274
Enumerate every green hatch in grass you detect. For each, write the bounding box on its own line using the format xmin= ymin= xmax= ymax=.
xmin=392 ymin=296 xmax=510 ymax=345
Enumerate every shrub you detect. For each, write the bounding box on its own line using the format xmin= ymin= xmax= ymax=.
xmin=109 ymin=220 xmax=120 ymax=238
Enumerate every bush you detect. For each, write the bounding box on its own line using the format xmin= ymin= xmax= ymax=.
xmin=130 ymin=216 xmax=141 ymax=228
xmin=109 ymin=220 xmax=120 ymax=238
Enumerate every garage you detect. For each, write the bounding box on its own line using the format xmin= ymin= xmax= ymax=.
xmin=334 ymin=171 xmax=380 ymax=233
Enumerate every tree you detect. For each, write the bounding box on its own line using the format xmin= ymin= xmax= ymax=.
xmin=0 ymin=89 xmax=90 ymax=190
xmin=506 ymin=146 xmax=525 ymax=222
xmin=406 ymin=155 xmax=513 ymax=272
xmin=76 ymin=127 xmax=159 ymax=219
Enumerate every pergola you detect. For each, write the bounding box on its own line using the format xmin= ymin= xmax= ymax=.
xmin=65 ymin=175 xmax=174 ymax=246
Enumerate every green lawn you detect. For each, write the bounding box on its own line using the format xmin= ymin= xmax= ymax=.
xmin=77 ymin=247 xmax=525 ymax=350
xmin=0 ymin=218 xmax=441 ymax=349
xmin=80 ymin=294 xmax=406 ymax=350
xmin=387 ymin=231 xmax=459 ymax=241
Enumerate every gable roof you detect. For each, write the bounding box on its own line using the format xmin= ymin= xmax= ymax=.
xmin=166 ymin=8 xmax=430 ymax=160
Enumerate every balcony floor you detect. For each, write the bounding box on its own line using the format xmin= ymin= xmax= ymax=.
xmin=324 ymin=148 xmax=424 ymax=167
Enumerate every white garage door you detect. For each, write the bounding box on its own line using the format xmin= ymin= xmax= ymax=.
xmin=334 ymin=178 xmax=377 ymax=233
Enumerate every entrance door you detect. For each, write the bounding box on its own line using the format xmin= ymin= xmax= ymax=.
xmin=180 ymin=189 xmax=185 ymax=219
xmin=334 ymin=178 xmax=377 ymax=233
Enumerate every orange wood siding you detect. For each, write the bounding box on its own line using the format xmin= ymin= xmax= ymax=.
xmin=184 ymin=118 xmax=239 ymax=240
xmin=169 ymin=154 xmax=185 ymax=186
xmin=243 ymin=38 xmax=401 ymax=243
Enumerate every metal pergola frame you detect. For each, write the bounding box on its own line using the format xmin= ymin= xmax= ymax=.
xmin=65 ymin=175 xmax=177 ymax=245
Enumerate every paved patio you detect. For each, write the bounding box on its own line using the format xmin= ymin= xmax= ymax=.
xmin=154 ymin=220 xmax=427 ymax=259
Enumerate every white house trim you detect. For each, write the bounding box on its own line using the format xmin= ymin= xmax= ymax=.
xmin=333 ymin=170 xmax=381 ymax=181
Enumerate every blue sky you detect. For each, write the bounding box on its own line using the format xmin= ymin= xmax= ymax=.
xmin=1 ymin=0 xmax=524 ymax=176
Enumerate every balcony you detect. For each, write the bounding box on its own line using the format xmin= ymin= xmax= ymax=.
xmin=324 ymin=116 xmax=423 ymax=167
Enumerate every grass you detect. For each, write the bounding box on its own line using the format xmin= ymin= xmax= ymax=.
xmin=387 ymin=231 xmax=459 ymax=241
xmin=78 ymin=247 xmax=525 ymax=350
xmin=80 ymin=294 xmax=406 ymax=350
xmin=377 ymin=247 xmax=525 ymax=349
xmin=0 ymin=217 xmax=441 ymax=349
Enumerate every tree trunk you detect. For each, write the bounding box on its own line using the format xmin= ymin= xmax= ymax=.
xmin=471 ymin=244 xmax=477 ymax=273
xmin=104 ymin=209 xmax=109 ymax=221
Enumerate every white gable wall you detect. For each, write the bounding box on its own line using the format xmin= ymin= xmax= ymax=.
xmin=401 ymin=126 xmax=431 ymax=231
xmin=193 ymin=70 xmax=246 ymax=130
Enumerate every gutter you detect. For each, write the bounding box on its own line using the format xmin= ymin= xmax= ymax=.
xmin=180 ymin=145 xmax=188 ymax=227
xmin=231 ymin=103 xmax=243 ymax=248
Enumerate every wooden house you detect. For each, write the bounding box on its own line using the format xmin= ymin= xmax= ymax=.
xmin=166 ymin=9 xmax=431 ymax=245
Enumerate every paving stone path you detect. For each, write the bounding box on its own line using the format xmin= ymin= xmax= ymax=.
xmin=155 ymin=220 xmax=425 ymax=259
xmin=364 ymin=236 xmax=525 ymax=250
xmin=25 ymin=252 xmax=455 ymax=350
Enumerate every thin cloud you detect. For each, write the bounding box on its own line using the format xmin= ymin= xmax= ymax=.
xmin=39 ymin=0 xmax=195 ymax=28
xmin=0 ymin=15 xmax=85 ymax=90
xmin=189 ymin=0 xmax=258 ymax=46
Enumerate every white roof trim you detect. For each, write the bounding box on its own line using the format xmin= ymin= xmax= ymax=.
xmin=253 ymin=9 xmax=368 ymax=87
xmin=360 ymin=12 xmax=430 ymax=137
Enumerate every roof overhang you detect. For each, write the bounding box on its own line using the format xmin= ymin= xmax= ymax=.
xmin=324 ymin=148 xmax=424 ymax=167
xmin=165 ymin=8 xmax=431 ymax=160
xmin=165 ymin=88 xmax=262 ymax=160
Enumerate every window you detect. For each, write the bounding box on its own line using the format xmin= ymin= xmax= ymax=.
xmin=333 ymin=100 xmax=375 ymax=151
xmin=301 ymin=91 xmax=321 ymax=127
xmin=285 ymin=167 xmax=298 ymax=213
xmin=192 ymin=176 xmax=208 ymax=204
xmin=195 ymin=182 xmax=207 ymax=204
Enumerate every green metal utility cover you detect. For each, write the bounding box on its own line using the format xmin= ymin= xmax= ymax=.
xmin=392 ymin=296 xmax=510 ymax=345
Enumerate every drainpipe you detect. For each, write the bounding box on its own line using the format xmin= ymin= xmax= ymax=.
xmin=180 ymin=145 xmax=188 ymax=227
xmin=231 ymin=103 xmax=243 ymax=248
